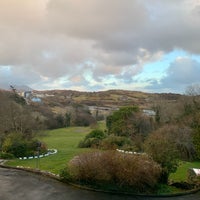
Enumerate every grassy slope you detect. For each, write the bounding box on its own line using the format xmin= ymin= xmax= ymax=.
xmin=6 ymin=123 xmax=200 ymax=182
xmin=170 ymin=161 xmax=200 ymax=182
xmin=6 ymin=127 xmax=92 ymax=174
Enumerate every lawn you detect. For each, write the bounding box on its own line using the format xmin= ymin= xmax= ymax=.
xmin=6 ymin=126 xmax=93 ymax=174
xmin=170 ymin=161 xmax=200 ymax=182
xmin=6 ymin=123 xmax=200 ymax=183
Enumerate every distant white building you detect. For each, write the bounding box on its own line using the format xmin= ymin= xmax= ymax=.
xmin=143 ymin=109 xmax=156 ymax=117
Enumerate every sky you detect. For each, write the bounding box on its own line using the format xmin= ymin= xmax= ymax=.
xmin=0 ymin=0 xmax=200 ymax=94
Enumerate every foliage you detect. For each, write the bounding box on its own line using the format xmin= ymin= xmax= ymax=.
xmin=78 ymin=129 xmax=106 ymax=148
xmin=2 ymin=133 xmax=47 ymax=158
xmin=106 ymin=106 xmax=139 ymax=136
xmin=9 ymin=85 xmax=26 ymax=105
xmin=152 ymin=88 xmax=200 ymax=162
xmin=6 ymin=127 xmax=91 ymax=174
xmin=78 ymin=129 xmax=135 ymax=150
xmin=85 ymin=129 xmax=106 ymax=139
xmin=193 ymin=128 xmax=200 ymax=160
xmin=157 ymin=125 xmax=196 ymax=161
xmin=65 ymin=113 xmax=71 ymax=127
xmin=144 ymin=126 xmax=180 ymax=183
xmin=100 ymin=135 xmax=134 ymax=150
xmin=6 ymin=126 xmax=200 ymax=188
xmin=61 ymin=151 xmax=161 ymax=193
xmin=185 ymin=84 xmax=200 ymax=96
xmin=106 ymin=106 xmax=155 ymax=138
xmin=170 ymin=161 xmax=200 ymax=182
xmin=0 ymin=91 xmax=44 ymax=137
xmin=71 ymin=104 xmax=96 ymax=126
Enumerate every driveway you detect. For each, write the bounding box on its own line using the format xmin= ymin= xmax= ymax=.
xmin=0 ymin=167 xmax=200 ymax=200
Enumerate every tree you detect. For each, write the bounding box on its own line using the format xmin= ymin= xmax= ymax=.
xmin=0 ymin=91 xmax=47 ymax=157
xmin=65 ymin=113 xmax=71 ymax=127
xmin=70 ymin=103 xmax=96 ymax=126
xmin=193 ymin=128 xmax=200 ymax=160
xmin=185 ymin=84 xmax=200 ymax=96
xmin=106 ymin=106 xmax=156 ymax=151
xmin=10 ymin=85 xmax=26 ymax=105
xmin=0 ymin=92 xmax=43 ymax=136
xmin=2 ymin=133 xmax=47 ymax=157
xmin=55 ymin=114 xmax=65 ymax=128
xmin=106 ymin=106 xmax=140 ymax=136
xmin=78 ymin=129 xmax=106 ymax=148
xmin=144 ymin=126 xmax=180 ymax=183
xmin=184 ymin=84 xmax=200 ymax=159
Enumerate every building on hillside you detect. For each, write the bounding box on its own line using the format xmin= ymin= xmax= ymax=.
xmin=143 ymin=109 xmax=156 ymax=117
xmin=24 ymin=91 xmax=32 ymax=98
xmin=31 ymin=97 xmax=42 ymax=103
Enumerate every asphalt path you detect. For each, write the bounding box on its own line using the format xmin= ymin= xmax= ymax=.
xmin=0 ymin=167 xmax=200 ymax=200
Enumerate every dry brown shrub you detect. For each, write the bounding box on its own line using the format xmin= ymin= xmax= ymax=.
xmin=67 ymin=151 xmax=161 ymax=192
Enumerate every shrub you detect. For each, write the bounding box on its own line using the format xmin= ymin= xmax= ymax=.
xmin=2 ymin=134 xmax=47 ymax=158
xmin=85 ymin=129 xmax=106 ymax=140
xmin=61 ymin=151 xmax=161 ymax=193
xmin=144 ymin=127 xmax=180 ymax=183
xmin=100 ymin=135 xmax=133 ymax=150
xmin=78 ymin=129 xmax=106 ymax=148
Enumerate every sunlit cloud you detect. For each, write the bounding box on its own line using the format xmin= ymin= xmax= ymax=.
xmin=0 ymin=0 xmax=200 ymax=93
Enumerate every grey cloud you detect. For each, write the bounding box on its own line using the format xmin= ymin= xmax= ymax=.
xmin=0 ymin=65 xmax=41 ymax=89
xmin=163 ymin=58 xmax=200 ymax=85
xmin=0 ymin=0 xmax=200 ymax=91
xmin=46 ymin=0 xmax=200 ymax=54
xmin=46 ymin=0 xmax=147 ymax=39
xmin=145 ymin=57 xmax=200 ymax=93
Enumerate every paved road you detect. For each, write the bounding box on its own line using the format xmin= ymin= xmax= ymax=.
xmin=0 ymin=167 xmax=200 ymax=200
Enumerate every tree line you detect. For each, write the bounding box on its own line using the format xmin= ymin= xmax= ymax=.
xmin=0 ymin=89 xmax=97 ymax=158
xmin=76 ymin=84 xmax=200 ymax=186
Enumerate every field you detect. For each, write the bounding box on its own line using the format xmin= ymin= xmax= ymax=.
xmin=6 ymin=127 xmax=92 ymax=174
xmin=170 ymin=161 xmax=200 ymax=182
xmin=6 ymin=124 xmax=200 ymax=182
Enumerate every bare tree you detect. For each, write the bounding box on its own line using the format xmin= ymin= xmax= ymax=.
xmin=185 ymin=84 xmax=200 ymax=96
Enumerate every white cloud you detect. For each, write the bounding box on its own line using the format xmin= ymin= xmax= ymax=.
xmin=0 ymin=0 xmax=200 ymax=92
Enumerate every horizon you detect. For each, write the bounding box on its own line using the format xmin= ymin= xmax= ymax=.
xmin=0 ymin=0 xmax=200 ymax=94
xmin=1 ymin=84 xmax=185 ymax=95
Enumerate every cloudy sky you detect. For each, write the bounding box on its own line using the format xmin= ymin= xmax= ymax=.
xmin=0 ymin=0 xmax=200 ymax=93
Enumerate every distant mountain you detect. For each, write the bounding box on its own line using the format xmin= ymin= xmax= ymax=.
xmin=33 ymin=89 xmax=181 ymax=110
xmin=12 ymin=85 xmax=33 ymax=92
xmin=0 ymin=84 xmax=33 ymax=92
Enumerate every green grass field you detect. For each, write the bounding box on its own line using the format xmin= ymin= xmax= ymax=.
xmin=170 ymin=161 xmax=200 ymax=182
xmin=6 ymin=126 xmax=92 ymax=174
xmin=6 ymin=124 xmax=200 ymax=182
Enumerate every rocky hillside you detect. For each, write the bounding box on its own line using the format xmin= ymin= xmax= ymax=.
xmin=33 ymin=89 xmax=181 ymax=111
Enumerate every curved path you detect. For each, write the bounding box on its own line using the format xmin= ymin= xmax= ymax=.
xmin=0 ymin=167 xmax=200 ymax=200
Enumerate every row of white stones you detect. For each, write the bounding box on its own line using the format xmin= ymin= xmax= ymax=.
xmin=116 ymin=149 xmax=140 ymax=155
xmin=18 ymin=149 xmax=58 ymax=160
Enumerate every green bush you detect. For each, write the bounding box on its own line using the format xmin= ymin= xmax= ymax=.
xmin=2 ymin=134 xmax=47 ymax=158
xmin=100 ymin=135 xmax=133 ymax=150
xmin=85 ymin=129 xmax=106 ymax=139
xmin=61 ymin=151 xmax=161 ymax=193
xmin=8 ymin=141 xmax=27 ymax=157
xmin=60 ymin=166 xmax=73 ymax=182
xmin=78 ymin=129 xmax=106 ymax=148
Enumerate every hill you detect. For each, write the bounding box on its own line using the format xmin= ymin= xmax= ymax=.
xmin=30 ymin=89 xmax=181 ymax=116
xmin=0 ymin=88 xmax=182 ymax=117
